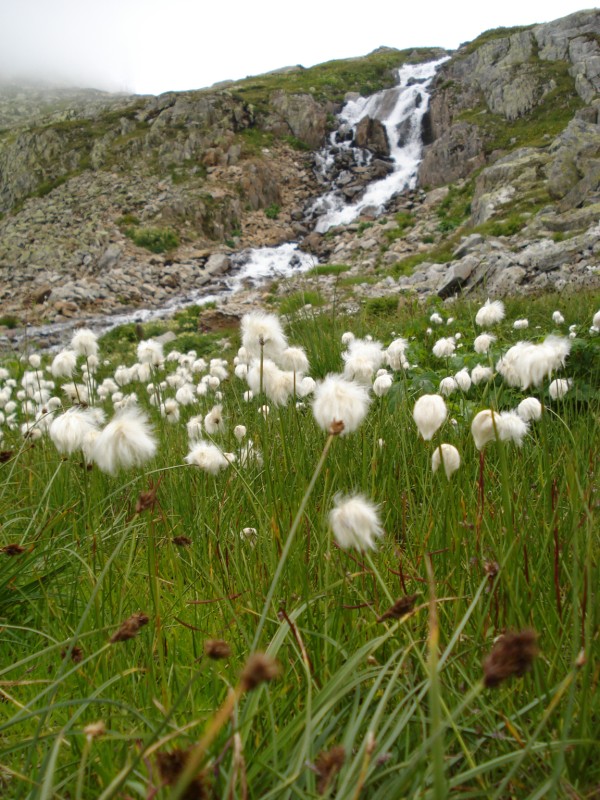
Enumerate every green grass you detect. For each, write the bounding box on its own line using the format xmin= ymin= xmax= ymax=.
xmin=0 ymin=290 xmax=599 ymax=798
xmin=125 ymin=227 xmax=180 ymax=253
xmin=229 ymin=47 xmax=446 ymax=110
xmin=279 ymin=289 xmax=325 ymax=315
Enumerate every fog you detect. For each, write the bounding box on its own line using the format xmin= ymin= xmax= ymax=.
xmin=0 ymin=0 xmax=593 ymax=95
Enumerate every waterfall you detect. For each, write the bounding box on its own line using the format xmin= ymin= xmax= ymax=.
xmin=308 ymin=57 xmax=448 ymax=232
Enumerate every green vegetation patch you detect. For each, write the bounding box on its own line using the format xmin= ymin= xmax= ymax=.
xmin=279 ymin=289 xmax=325 ymax=315
xmin=125 ymin=227 xmax=180 ymax=253
xmin=307 ymin=264 xmax=352 ymax=277
xmin=230 ymin=47 xmax=446 ymax=110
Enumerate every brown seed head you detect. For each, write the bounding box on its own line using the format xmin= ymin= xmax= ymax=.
xmin=2 ymin=543 xmax=25 ymax=556
xmin=61 ymin=645 xmax=83 ymax=663
xmin=173 ymin=535 xmax=192 ymax=547
xmin=156 ymin=749 xmax=208 ymax=799
xmin=0 ymin=450 xmax=14 ymax=463
xmin=240 ymin=653 xmax=281 ymax=691
xmin=204 ymin=639 xmax=231 ymax=660
xmin=328 ymin=420 xmax=345 ymax=436
xmin=483 ymin=629 xmax=539 ymax=688
xmin=135 ymin=477 xmax=162 ymax=514
xmin=377 ymin=593 xmax=418 ymax=623
xmin=315 ymin=745 xmax=345 ymax=795
xmin=110 ymin=612 xmax=150 ymax=643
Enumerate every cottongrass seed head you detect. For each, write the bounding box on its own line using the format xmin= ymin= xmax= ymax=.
xmin=412 ymin=394 xmax=447 ymax=441
xmin=475 ymin=299 xmax=505 ymax=327
xmin=312 ymin=374 xmax=370 ymax=435
xmin=431 ymin=443 xmax=461 ymax=479
xmin=92 ymin=408 xmax=157 ymax=475
xmin=329 ymin=493 xmax=384 ymax=551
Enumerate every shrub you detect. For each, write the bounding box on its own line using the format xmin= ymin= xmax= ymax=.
xmin=126 ymin=227 xmax=179 ymax=253
xmin=264 ymin=204 xmax=281 ymax=220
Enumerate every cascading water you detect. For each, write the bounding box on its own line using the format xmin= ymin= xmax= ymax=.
xmin=18 ymin=57 xmax=445 ymax=347
xmin=308 ymin=57 xmax=448 ymax=232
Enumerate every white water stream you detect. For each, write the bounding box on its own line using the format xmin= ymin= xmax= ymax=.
xmin=12 ymin=58 xmax=445 ymax=347
xmin=310 ymin=57 xmax=448 ymax=231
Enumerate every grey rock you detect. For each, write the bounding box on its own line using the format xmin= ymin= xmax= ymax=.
xmin=96 ymin=244 xmax=122 ymax=272
xmin=437 ymin=255 xmax=479 ymax=297
xmin=205 ymin=253 xmax=230 ymax=275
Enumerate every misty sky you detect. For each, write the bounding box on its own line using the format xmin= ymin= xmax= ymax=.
xmin=0 ymin=0 xmax=594 ymax=95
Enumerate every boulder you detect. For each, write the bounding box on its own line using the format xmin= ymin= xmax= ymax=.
xmin=354 ymin=117 xmax=390 ymax=157
xmin=204 ymin=253 xmax=230 ymax=275
xmin=96 ymin=244 xmax=122 ymax=272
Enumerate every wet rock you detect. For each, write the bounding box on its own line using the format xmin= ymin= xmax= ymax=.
xmin=354 ymin=117 xmax=390 ymax=157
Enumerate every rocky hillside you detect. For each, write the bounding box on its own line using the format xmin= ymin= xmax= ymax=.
xmin=0 ymin=10 xmax=599 ymax=332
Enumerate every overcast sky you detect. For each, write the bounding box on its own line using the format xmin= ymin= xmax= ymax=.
xmin=0 ymin=0 xmax=594 ymax=95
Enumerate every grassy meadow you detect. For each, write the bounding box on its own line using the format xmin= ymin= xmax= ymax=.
xmin=0 ymin=289 xmax=599 ymax=799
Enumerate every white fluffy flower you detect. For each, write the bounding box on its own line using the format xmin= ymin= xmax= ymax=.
xmin=386 ymin=338 xmax=409 ymax=370
xmin=549 ymin=378 xmax=572 ymax=400
xmin=204 ymin=404 xmax=225 ymax=435
xmin=475 ymin=299 xmax=505 ymax=327
xmin=471 ymin=409 xmax=528 ymax=450
xmin=592 ymin=309 xmax=600 ymax=330
xmin=48 ymin=408 xmax=100 ymax=454
xmin=373 ymin=373 xmax=393 ymax=397
xmin=175 ymin=384 xmax=196 ymax=406
xmin=513 ymin=318 xmax=529 ymax=330
xmin=454 ymin=369 xmax=472 ymax=392
xmin=517 ymin=397 xmax=542 ymax=421
xmin=439 ymin=376 xmax=457 ymax=397
xmin=297 ymin=376 xmax=316 ymax=397
xmin=71 ymin=328 xmax=98 ymax=358
xmin=552 ymin=311 xmax=565 ymax=325
xmin=280 ymin=346 xmax=309 ymax=373
xmin=473 ymin=333 xmax=496 ymax=354
xmin=412 ymin=394 xmax=447 ymax=441
xmin=342 ymin=339 xmax=385 ymax=384
xmin=341 ymin=331 xmax=355 ymax=345
xmin=186 ymin=415 xmax=203 ymax=440
xmin=234 ymin=424 xmax=247 ymax=441
xmin=241 ymin=311 xmax=287 ymax=361
xmin=431 ymin=444 xmax=461 ymax=479
xmin=430 ymin=312 xmax=443 ymax=325
xmin=137 ymin=339 xmax=164 ymax=366
xmin=497 ymin=336 xmax=571 ymax=389
xmin=329 ymin=494 xmax=384 ymax=551
xmin=161 ymin=398 xmax=180 ymax=423
xmin=432 ymin=337 xmax=455 ymax=359
xmin=92 ymin=408 xmax=157 ymax=474
xmin=240 ymin=527 xmax=258 ymax=546
xmin=185 ymin=440 xmax=231 ymax=474
xmin=312 ymin=374 xmax=370 ymax=435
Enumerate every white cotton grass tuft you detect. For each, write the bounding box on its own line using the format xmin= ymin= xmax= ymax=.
xmin=431 ymin=444 xmax=461 ymax=479
xmin=49 ymin=408 xmax=100 ymax=455
xmin=240 ymin=311 xmax=287 ymax=361
xmin=470 ymin=365 xmax=494 ymax=385
xmin=552 ymin=310 xmax=565 ymax=325
xmin=513 ymin=318 xmax=529 ymax=330
xmin=473 ymin=333 xmax=496 ymax=354
xmin=51 ymin=350 xmax=77 ymax=379
xmin=92 ymin=408 xmax=157 ymax=475
xmin=279 ymin=346 xmax=309 ymax=374
xmin=185 ymin=440 xmax=231 ymax=474
xmin=312 ymin=374 xmax=370 ymax=435
xmin=592 ymin=310 xmax=600 ymax=331
xmin=204 ymin=404 xmax=225 ymax=434
xmin=432 ymin=337 xmax=455 ymax=359
xmin=439 ymin=376 xmax=457 ymax=397
xmin=137 ymin=339 xmax=164 ymax=366
xmin=471 ymin=409 xmax=529 ymax=450
xmin=186 ymin=415 xmax=203 ymax=440
xmin=71 ymin=328 xmax=98 ymax=358
xmin=373 ymin=373 xmax=393 ymax=397
xmin=454 ymin=369 xmax=472 ymax=392
xmin=516 ymin=397 xmax=543 ymax=422
xmin=430 ymin=312 xmax=443 ymax=325
xmin=496 ymin=336 xmax=571 ymax=390
xmin=549 ymin=378 xmax=572 ymax=400
xmin=234 ymin=424 xmax=247 ymax=441
xmin=386 ymin=338 xmax=409 ymax=370
xmin=475 ymin=299 xmax=505 ymax=327
xmin=412 ymin=394 xmax=447 ymax=441
xmin=329 ymin=493 xmax=384 ymax=551
xmin=342 ymin=338 xmax=385 ymax=384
